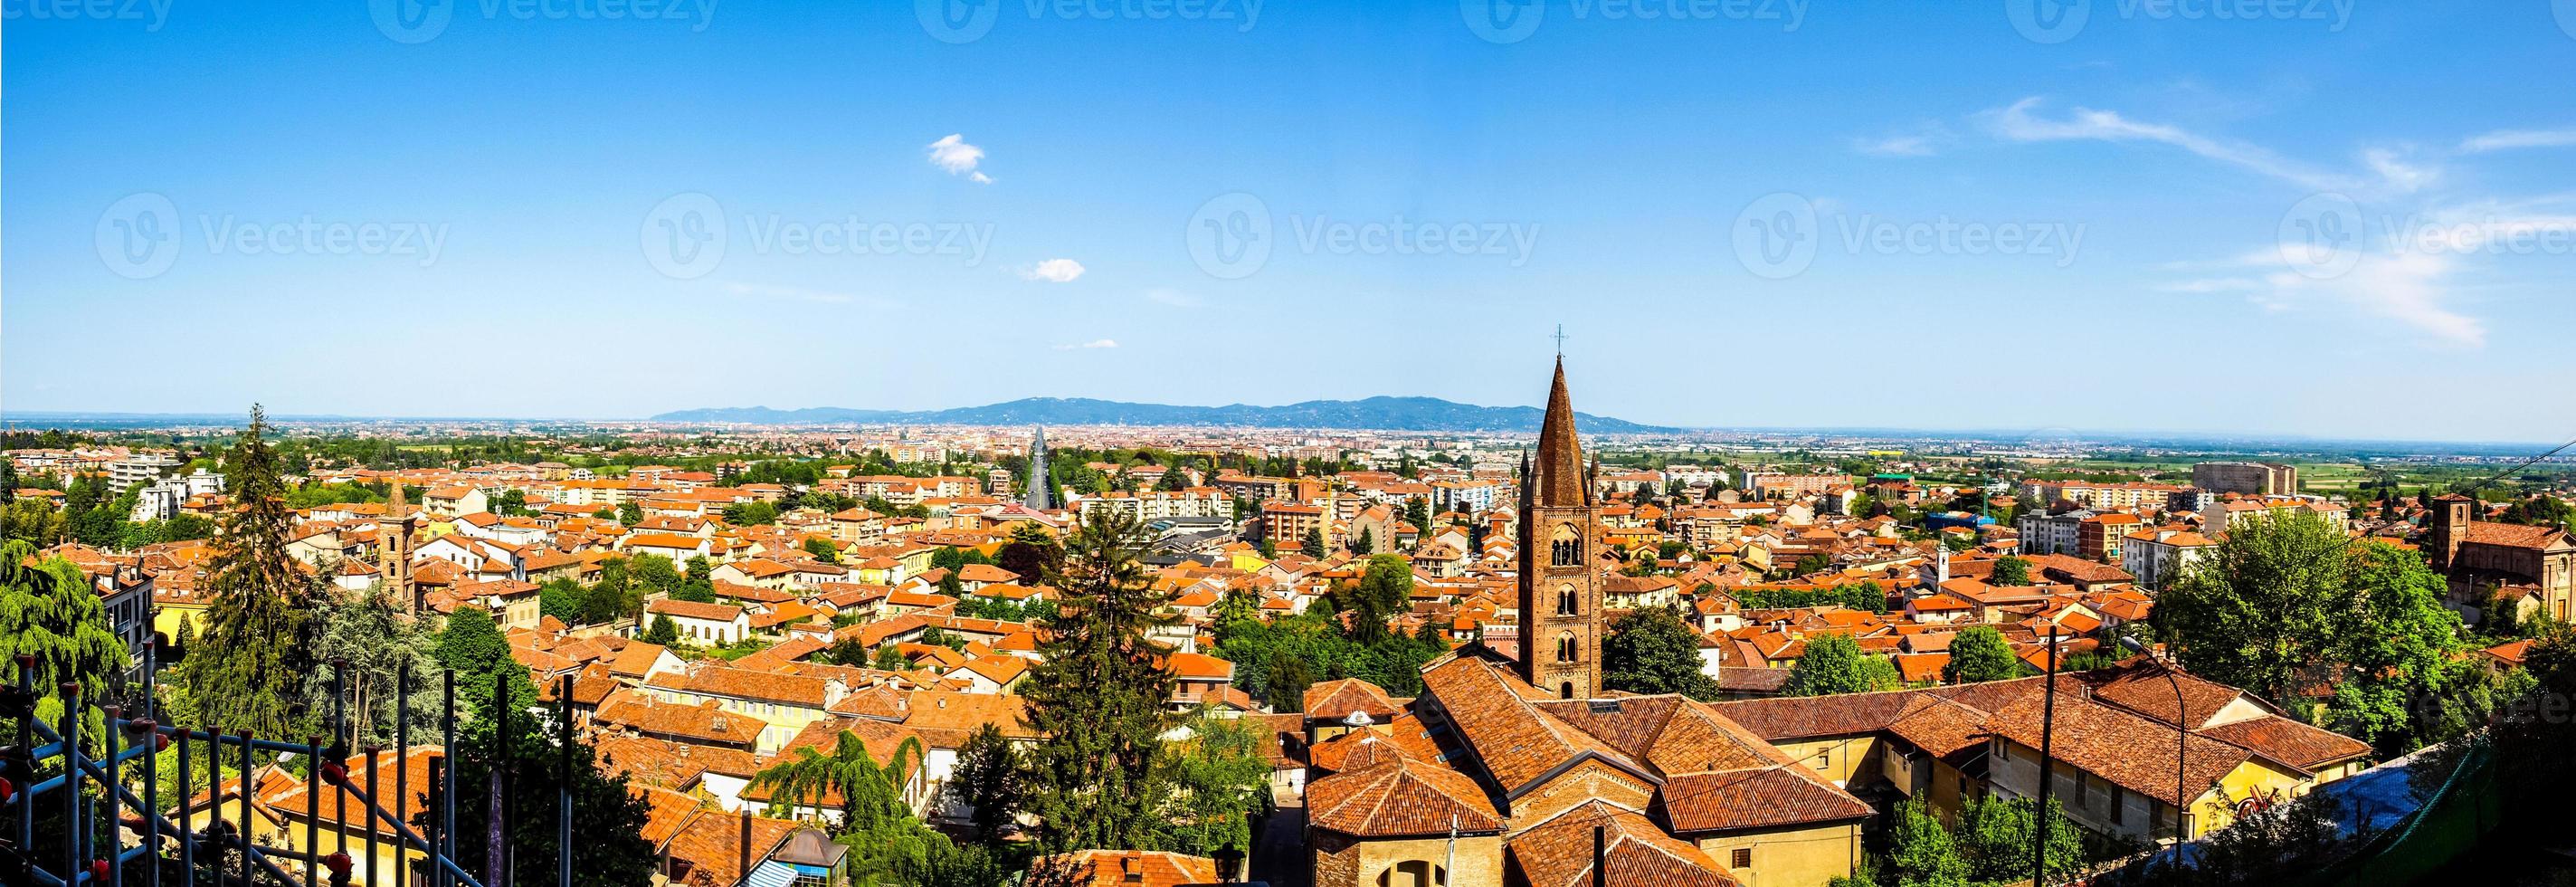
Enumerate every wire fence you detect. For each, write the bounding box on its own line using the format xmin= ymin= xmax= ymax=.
xmin=2 ymin=640 xmax=582 ymax=887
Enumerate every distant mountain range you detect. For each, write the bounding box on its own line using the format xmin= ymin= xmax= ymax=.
xmin=650 ymin=396 xmax=1678 ymax=434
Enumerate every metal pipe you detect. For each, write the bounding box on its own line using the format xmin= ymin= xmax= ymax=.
xmin=61 ymin=683 xmax=81 ymax=885
xmin=309 ymin=736 xmax=324 ymax=887
xmin=144 ymin=712 xmax=162 ymax=887
xmin=442 ymin=670 xmax=457 ymax=887
xmin=489 ymin=667 xmax=508 ymax=887
xmin=241 ymin=730 xmax=257 ymax=885
xmin=368 ymin=744 xmax=382 ymax=887
xmin=106 ymin=705 xmax=122 ymax=887
xmin=557 ymin=673 xmax=573 ymax=887
xmin=400 ymin=662 xmax=412 ymax=887
xmin=179 ymin=720 xmax=195 ymax=885
xmin=2033 ymin=626 xmax=2060 ymax=887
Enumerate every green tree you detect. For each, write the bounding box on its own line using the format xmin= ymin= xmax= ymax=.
xmin=617 ymin=501 xmax=642 ymax=524
xmin=1352 ymin=527 xmax=1375 ymax=556
xmin=1602 ymin=606 xmax=1722 ymax=700
xmin=423 ymin=673 xmax=657 ymax=887
xmin=948 ymin=722 xmax=1023 ymax=846
xmin=803 ymin=536 xmax=841 ymax=564
xmin=304 ymin=585 xmax=441 ymax=749
xmin=0 ymin=546 xmax=129 ymax=748
xmin=1155 ymin=715 xmax=1272 ymax=861
xmin=872 ymin=644 xmax=910 ymax=672
xmin=435 ymin=606 xmax=537 ymax=715
xmin=2159 ymin=510 xmax=2470 ymax=752
xmin=1885 ymin=796 xmax=1971 ymax=887
xmin=1301 ymin=527 xmax=1327 ymax=558
xmin=1956 ymin=796 xmax=2085 ymax=884
xmin=642 ymin=614 xmax=680 ymax=646
xmin=179 ymin=405 xmax=326 ymax=739
xmin=1990 ymin=556 xmax=2033 ymax=587
xmin=1781 ymin=634 xmax=1899 ymax=696
xmin=1943 ymin=626 xmax=2023 ymax=684
xmin=1020 ymin=512 xmax=1179 ymax=854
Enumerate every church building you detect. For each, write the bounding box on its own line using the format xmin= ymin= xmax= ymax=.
xmin=1302 ymin=358 xmax=1871 ymax=887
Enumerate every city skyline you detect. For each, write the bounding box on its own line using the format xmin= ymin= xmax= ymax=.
xmin=9 ymin=3 xmax=2576 ymax=441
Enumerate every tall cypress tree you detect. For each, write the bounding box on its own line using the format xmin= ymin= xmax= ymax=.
xmin=179 ymin=405 xmax=324 ymax=739
xmin=1020 ymin=512 xmax=1179 ymax=857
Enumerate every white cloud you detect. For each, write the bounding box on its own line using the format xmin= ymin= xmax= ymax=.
xmin=1853 ymin=123 xmax=1951 ymax=157
xmin=1054 ymin=339 xmax=1118 ymax=350
xmin=1854 ymin=134 xmax=1938 ymax=157
xmin=927 ymin=134 xmax=993 ymax=184
xmin=2162 ymin=246 xmax=2485 ymax=348
xmin=1982 ymin=98 xmax=2434 ymax=195
xmin=2458 ymin=128 xmax=2576 ymax=153
xmin=1022 ymin=259 xmax=1085 ymax=283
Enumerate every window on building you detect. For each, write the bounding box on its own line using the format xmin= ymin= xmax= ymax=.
xmin=1556 ymin=631 xmax=1577 ymax=663
xmin=1557 ymin=586 xmax=1579 ymax=615
xmin=1731 ymin=848 xmax=1752 ymax=870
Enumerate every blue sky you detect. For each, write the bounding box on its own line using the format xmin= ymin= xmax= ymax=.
xmin=7 ymin=1 xmax=2575 ymax=442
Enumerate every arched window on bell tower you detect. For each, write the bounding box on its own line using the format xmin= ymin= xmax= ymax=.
xmin=1549 ymin=523 xmax=1582 ymax=567
xmin=1557 ymin=584 xmax=1579 ymax=615
xmin=1557 ymin=631 xmax=1577 ymax=663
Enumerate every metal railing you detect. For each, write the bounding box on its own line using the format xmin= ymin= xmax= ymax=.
xmin=2 ymin=641 xmax=582 ymax=887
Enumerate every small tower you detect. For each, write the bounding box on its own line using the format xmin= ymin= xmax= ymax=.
xmin=1516 ymin=357 xmax=1605 ymax=700
xmin=2429 ymin=493 xmax=2474 ymax=571
xmin=379 ymin=479 xmax=420 ymax=613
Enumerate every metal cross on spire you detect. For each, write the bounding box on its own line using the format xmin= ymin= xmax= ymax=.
xmin=1552 ymin=324 xmax=1567 ymax=356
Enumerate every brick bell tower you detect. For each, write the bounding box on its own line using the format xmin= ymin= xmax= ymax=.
xmin=1516 ymin=356 xmax=1604 ymax=700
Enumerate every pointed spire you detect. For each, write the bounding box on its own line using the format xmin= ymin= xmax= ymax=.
xmin=1532 ymin=356 xmax=1590 ymax=508
xmin=385 ymin=476 xmax=409 ymax=519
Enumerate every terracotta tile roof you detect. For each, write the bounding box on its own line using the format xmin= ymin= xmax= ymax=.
xmin=594 ymin=691 xmax=767 ymax=747
xmin=1032 ymin=850 xmax=1220 ymax=887
xmin=1304 ymin=678 xmax=1404 ymax=723
xmin=647 ymin=598 xmax=744 ymax=622
xmin=645 ymin=663 xmax=834 ymax=708
xmin=1656 ymin=765 xmax=1873 ymax=833
xmin=2195 ymin=715 xmax=2372 ymax=770
xmin=1306 ymin=757 xmax=1504 ymax=838
xmin=1508 ymin=801 xmax=1739 ymax=887
xmin=1981 ymin=690 xmax=2250 ymax=807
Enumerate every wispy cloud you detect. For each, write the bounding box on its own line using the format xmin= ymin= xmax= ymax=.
xmin=927 ymin=134 xmax=994 ymax=184
xmin=2163 ymin=246 xmax=2484 ymax=348
xmin=1143 ymin=288 xmax=1199 ymax=307
xmin=2458 ymin=128 xmax=2576 ymax=153
xmin=1981 ymin=98 xmax=2431 ymax=194
xmin=1853 ymin=123 xmax=1952 ymax=157
xmin=1022 ymin=259 xmax=1085 ymax=283
xmin=1054 ymin=339 xmax=1118 ymax=350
